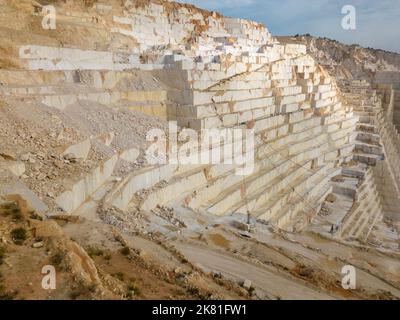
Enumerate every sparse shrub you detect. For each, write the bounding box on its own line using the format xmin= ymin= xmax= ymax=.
xmin=198 ymin=292 xmax=213 ymax=300
xmin=10 ymin=228 xmax=27 ymax=245
xmin=87 ymin=246 xmax=104 ymax=258
xmin=0 ymin=283 xmax=17 ymax=300
xmin=298 ymin=265 xmax=314 ymax=278
xmin=69 ymin=290 xmax=81 ymax=300
xmin=51 ymin=251 xmax=66 ymax=266
xmin=1 ymin=202 xmax=23 ymax=221
xmin=0 ymin=247 xmax=5 ymax=265
xmin=69 ymin=283 xmax=97 ymax=300
xmin=0 ymin=284 xmax=7 ymax=298
xmin=29 ymin=211 xmax=43 ymax=221
xmin=127 ymin=283 xmax=141 ymax=295
xmin=69 ymin=286 xmax=86 ymax=300
xmin=187 ymin=286 xmax=200 ymax=296
xmin=0 ymin=203 xmax=14 ymax=214
xmin=125 ymin=290 xmax=134 ymax=300
xmin=113 ymin=272 xmax=125 ymax=281
xmin=126 ymin=282 xmax=141 ymax=299
xmin=83 ymin=0 xmax=97 ymax=7
xmin=104 ymin=254 xmax=112 ymax=261
xmin=119 ymin=246 xmax=130 ymax=256
xmin=10 ymin=208 xmax=22 ymax=220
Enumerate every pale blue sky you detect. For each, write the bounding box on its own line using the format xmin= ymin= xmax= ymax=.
xmin=179 ymin=0 xmax=400 ymax=53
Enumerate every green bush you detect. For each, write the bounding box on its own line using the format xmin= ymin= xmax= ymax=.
xmin=87 ymin=246 xmax=104 ymax=258
xmin=119 ymin=247 xmax=130 ymax=256
xmin=10 ymin=228 xmax=27 ymax=245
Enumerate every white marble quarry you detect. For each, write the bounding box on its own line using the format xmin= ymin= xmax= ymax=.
xmin=19 ymin=45 xmax=114 ymax=71
xmin=0 ymin=160 xmax=26 ymax=177
xmin=56 ymin=154 xmax=119 ymax=213
xmin=61 ymin=138 xmax=91 ymax=161
xmin=3 ymin=0 xmax=394 ymax=238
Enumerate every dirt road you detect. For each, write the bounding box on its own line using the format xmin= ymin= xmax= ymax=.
xmin=174 ymin=242 xmax=337 ymax=300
